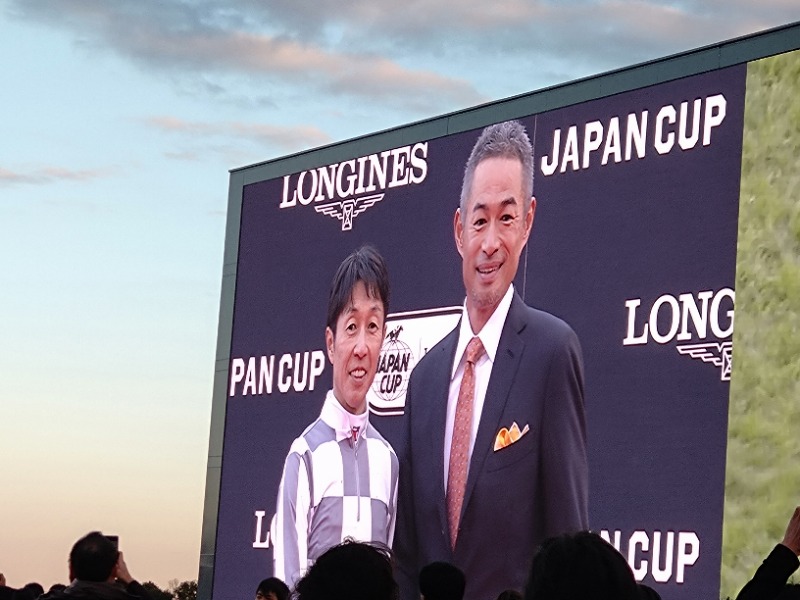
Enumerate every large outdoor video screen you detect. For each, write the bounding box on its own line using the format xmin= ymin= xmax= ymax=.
xmin=207 ymin=48 xmax=800 ymax=600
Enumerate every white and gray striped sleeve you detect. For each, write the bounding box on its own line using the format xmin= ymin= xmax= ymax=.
xmin=271 ymin=444 xmax=312 ymax=588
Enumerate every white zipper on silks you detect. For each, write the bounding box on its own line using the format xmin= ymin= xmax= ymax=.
xmin=351 ymin=426 xmax=361 ymax=521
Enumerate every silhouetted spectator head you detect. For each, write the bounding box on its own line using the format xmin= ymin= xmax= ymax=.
xmin=295 ymin=539 xmax=397 ymax=600
xmin=419 ymin=562 xmax=466 ymax=600
xmin=256 ymin=577 xmax=290 ymax=600
xmin=69 ymin=532 xmax=119 ymax=582
xmin=496 ymin=590 xmax=523 ymax=600
xmin=11 ymin=590 xmax=36 ymax=600
xmin=638 ymin=583 xmax=662 ymax=600
xmin=46 ymin=586 xmax=66 ymax=595
xmin=22 ymin=584 xmax=44 ymax=599
xmin=777 ymin=584 xmax=800 ymax=599
xmin=11 ymin=584 xmax=44 ymax=600
xmin=525 ymin=531 xmax=639 ymax=600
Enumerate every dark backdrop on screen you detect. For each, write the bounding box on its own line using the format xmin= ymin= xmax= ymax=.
xmin=211 ymin=64 xmax=746 ymax=600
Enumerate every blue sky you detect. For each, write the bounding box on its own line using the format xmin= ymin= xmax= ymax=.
xmin=1 ymin=0 xmax=797 ymax=590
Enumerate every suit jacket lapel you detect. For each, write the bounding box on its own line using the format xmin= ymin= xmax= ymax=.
xmin=461 ymin=293 xmax=527 ymax=524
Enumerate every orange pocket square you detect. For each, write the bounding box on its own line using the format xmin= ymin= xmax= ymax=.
xmin=493 ymin=422 xmax=530 ymax=451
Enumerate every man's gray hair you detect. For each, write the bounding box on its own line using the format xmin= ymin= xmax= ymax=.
xmin=459 ymin=120 xmax=534 ymax=214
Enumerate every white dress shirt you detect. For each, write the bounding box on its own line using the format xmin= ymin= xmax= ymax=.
xmin=443 ymin=284 xmax=515 ymax=485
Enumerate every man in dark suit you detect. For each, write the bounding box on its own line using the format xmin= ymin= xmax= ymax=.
xmin=395 ymin=120 xmax=588 ymax=600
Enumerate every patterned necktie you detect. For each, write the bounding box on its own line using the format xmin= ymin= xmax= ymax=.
xmin=446 ymin=336 xmax=485 ymax=549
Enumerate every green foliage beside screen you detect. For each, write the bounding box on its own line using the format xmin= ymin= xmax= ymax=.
xmin=722 ymin=48 xmax=800 ymax=599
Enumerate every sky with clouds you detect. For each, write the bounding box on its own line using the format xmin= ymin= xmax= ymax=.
xmin=1 ymin=0 xmax=798 ymax=591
